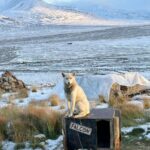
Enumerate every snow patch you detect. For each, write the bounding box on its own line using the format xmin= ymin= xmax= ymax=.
xmin=1 ymin=136 xmax=63 ymax=150
xmin=45 ymin=136 xmax=63 ymax=150
xmin=122 ymin=123 xmax=150 ymax=135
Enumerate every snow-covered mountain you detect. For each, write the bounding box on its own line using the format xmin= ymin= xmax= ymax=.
xmin=0 ymin=0 xmax=45 ymax=11
xmin=47 ymin=0 xmax=150 ymax=21
xmin=0 ymin=0 xmax=124 ymax=26
xmin=0 ymin=0 xmax=149 ymax=26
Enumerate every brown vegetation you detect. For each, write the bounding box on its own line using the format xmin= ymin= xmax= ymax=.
xmin=49 ymin=94 xmax=61 ymax=106
xmin=143 ymin=97 xmax=150 ymax=109
xmin=117 ymin=103 xmax=144 ymax=127
xmin=0 ymin=116 xmax=7 ymax=141
xmin=29 ymin=99 xmax=50 ymax=107
xmin=0 ymin=105 xmax=62 ymax=142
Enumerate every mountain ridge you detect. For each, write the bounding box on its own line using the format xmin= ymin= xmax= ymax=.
xmin=0 ymin=0 xmax=149 ymax=26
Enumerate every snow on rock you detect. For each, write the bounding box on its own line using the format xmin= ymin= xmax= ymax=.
xmin=34 ymin=134 xmax=46 ymax=143
xmin=2 ymin=141 xmax=15 ymax=150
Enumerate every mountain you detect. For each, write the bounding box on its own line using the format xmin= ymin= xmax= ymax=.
xmin=0 ymin=0 xmax=44 ymax=11
xmin=1 ymin=0 xmax=149 ymax=26
xmin=0 ymin=0 xmax=124 ymax=26
xmin=48 ymin=0 xmax=150 ymax=21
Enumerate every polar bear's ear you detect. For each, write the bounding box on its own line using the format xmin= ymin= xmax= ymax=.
xmin=62 ymin=72 xmax=65 ymax=77
xmin=72 ymin=72 xmax=76 ymax=76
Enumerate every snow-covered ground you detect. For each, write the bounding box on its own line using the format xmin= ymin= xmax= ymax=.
xmin=1 ymin=136 xmax=63 ymax=150
xmin=1 ymin=1 xmax=150 ymax=77
xmin=1 ymin=24 xmax=150 ymax=77
xmin=122 ymin=122 xmax=150 ymax=140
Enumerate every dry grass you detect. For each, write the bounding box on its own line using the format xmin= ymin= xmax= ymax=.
xmin=109 ymin=83 xmax=128 ymax=107
xmin=11 ymin=119 xmax=36 ymax=142
xmin=49 ymin=94 xmax=61 ymax=106
xmin=109 ymin=83 xmax=150 ymax=126
xmin=117 ymin=103 xmax=144 ymax=127
xmin=0 ymin=116 xmax=7 ymax=141
xmin=143 ymin=97 xmax=150 ymax=109
xmin=109 ymin=93 xmax=127 ymax=107
xmin=30 ymin=94 xmax=61 ymax=107
xmin=0 ymin=105 xmax=62 ymax=142
xmin=29 ymin=99 xmax=50 ymax=107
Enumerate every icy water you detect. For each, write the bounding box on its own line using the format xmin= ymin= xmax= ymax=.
xmin=0 ymin=24 xmax=150 ymax=77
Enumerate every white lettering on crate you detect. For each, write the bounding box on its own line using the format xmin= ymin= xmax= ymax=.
xmin=70 ymin=122 xmax=92 ymax=135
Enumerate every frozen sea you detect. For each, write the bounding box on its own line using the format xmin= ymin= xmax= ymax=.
xmin=0 ymin=24 xmax=150 ymax=83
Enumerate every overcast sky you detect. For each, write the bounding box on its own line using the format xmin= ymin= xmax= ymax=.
xmin=43 ymin=0 xmax=150 ymax=11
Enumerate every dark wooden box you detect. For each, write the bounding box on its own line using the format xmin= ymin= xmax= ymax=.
xmin=64 ymin=108 xmax=121 ymax=150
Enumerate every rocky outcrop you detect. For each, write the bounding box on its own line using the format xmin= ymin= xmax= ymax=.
xmin=0 ymin=71 xmax=27 ymax=96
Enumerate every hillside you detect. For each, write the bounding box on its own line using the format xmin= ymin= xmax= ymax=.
xmin=0 ymin=0 xmax=123 ymax=26
xmin=49 ymin=0 xmax=150 ymax=21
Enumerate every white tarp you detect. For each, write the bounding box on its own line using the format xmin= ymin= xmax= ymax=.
xmin=78 ymin=72 xmax=150 ymax=101
xmin=49 ymin=72 xmax=150 ymax=102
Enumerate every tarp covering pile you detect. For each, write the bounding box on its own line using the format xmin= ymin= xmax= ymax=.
xmin=78 ymin=72 xmax=150 ymax=102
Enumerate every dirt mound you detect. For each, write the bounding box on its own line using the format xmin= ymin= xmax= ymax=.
xmin=0 ymin=71 xmax=27 ymax=94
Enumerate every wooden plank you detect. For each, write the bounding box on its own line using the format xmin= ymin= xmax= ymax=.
xmin=114 ymin=117 xmax=120 ymax=150
xmin=110 ymin=120 xmax=113 ymax=149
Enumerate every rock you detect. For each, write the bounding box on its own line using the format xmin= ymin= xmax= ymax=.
xmin=33 ymin=134 xmax=46 ymax=143
xmin=0 ymin=71 xmax=28 ymax=98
